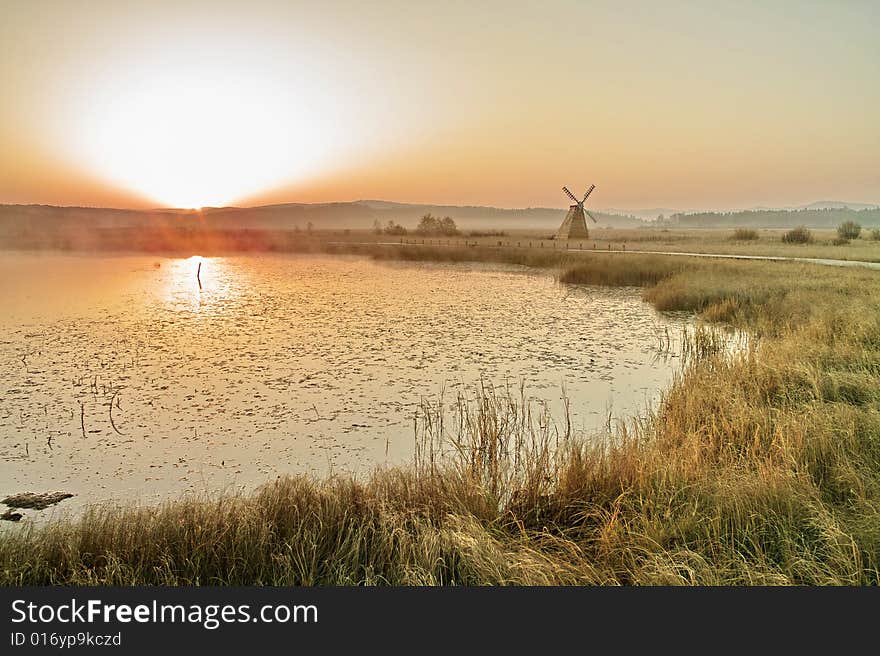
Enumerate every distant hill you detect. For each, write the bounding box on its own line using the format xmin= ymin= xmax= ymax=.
xmin=215 ymin=200 xmax=647 ymax=230
xmin=0 ymin=200 xmax=647 ymax=237
xmin=800 ymin=201 xmax=880 ymax=211
xmin=748 ymin=201 xmax=880 ymax=212
xmin=671 ymin=207 xmax=880 ymax=229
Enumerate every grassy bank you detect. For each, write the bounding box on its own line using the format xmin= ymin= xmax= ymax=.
xmin=2 ymin=250 xmax=879 ymax=585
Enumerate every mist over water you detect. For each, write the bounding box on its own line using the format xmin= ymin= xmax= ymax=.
xmin=0 ymin=253 xmax=690 ymax=516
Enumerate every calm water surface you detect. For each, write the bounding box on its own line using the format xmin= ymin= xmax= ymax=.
xmin=0 ymin=253 xmax=691 ymax=515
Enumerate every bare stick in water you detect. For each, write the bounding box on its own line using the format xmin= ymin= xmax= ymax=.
xmin=108 ymin=390 xmax=124 ymax=436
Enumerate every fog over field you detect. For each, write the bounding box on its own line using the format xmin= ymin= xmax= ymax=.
xmin=2 ymin=200 xmax=879 ymax=253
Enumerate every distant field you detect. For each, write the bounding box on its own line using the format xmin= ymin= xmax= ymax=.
xmin=384 ymin=228 xmax=880 ymax=262
xmin=4 ymin=224 xmax=880 ymax=263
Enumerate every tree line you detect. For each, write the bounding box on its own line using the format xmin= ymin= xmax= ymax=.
xmin=373 ymin=214 xmax=460 ymax=236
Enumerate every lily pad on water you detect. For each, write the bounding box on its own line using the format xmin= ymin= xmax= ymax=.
xmin=2 ymin=491 xmax=74 ymax=510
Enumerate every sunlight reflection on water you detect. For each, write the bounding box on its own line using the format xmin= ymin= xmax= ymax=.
xmin=159 ymin=255 xmax=247 ymax=314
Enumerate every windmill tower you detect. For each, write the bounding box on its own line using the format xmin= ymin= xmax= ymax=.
xmin=555 ymin=185 xmax=597 ymax=240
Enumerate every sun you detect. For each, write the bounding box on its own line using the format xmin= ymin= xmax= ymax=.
xmin=68 ymin=65 xmax=335 ymax=208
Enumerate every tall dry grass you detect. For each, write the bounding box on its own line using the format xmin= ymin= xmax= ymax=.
xmin=2 ymin=251 xmax=879 ymax=585
xmin=731 ymin=228 xmax=760 ymax=241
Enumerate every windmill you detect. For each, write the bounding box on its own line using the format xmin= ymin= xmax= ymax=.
xmin=555 ymin=185 xmax=597 ymax=240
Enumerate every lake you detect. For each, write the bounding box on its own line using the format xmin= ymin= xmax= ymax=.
xmin=0 ymin=252 xmax=691 ymax=516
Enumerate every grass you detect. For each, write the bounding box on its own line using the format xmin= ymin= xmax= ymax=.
xmin=2 ymin=249 xmax=880 ymax=585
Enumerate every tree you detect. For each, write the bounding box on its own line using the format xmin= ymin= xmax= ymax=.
xmin=837 ymin=221 xmax=861 ymax=240
xmin=415 ymin=213 xmax=458 ymax=236
xmin=415 ymin=214 xmax=440 ymax=235
xmin=383 ymin=221 xmax=407 ymax=236
xmin=440 ymin=216 xmax=458 ymax=235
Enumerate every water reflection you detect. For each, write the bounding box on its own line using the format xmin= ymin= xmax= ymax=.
xmin=158 ymin=255 xmax=244 ymax=314
xmin=0 ymin=253 xmax=693 ymax=515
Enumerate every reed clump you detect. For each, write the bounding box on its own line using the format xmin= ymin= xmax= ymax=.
xmin=360 ymin=244 xmax=577 ymax=270
xmin=2 ymin=252 xmax=879 ymax=585
xmin=731 ymin=228 xmax=760 ymax=241
xmin=557 ymin=254 xmax=691 ymax=286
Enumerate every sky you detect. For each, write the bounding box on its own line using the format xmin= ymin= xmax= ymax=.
xmin=1 ymin=0 xmax=878 ymax=210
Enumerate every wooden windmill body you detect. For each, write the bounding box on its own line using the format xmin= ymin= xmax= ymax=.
xmin=555 ymin=185 xmax=597 ymax=240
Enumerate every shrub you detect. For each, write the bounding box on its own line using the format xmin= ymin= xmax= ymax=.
xmin=782 ymin=226 xmax=813 ymax=244
xmin=837 ymin=221 xmax=861 ymax=240
xmin=731 ymin=228 xmax=759 ymax=241
xmin=869 ymin=228 xmax=880 ymax=241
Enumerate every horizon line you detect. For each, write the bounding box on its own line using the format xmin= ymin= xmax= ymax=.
xmin=2 ymin=198 xmax=879 ymax=216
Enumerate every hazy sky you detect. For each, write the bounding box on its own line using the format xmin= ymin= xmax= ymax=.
xmin=1 ymin=0 xmax=878 ymax=210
